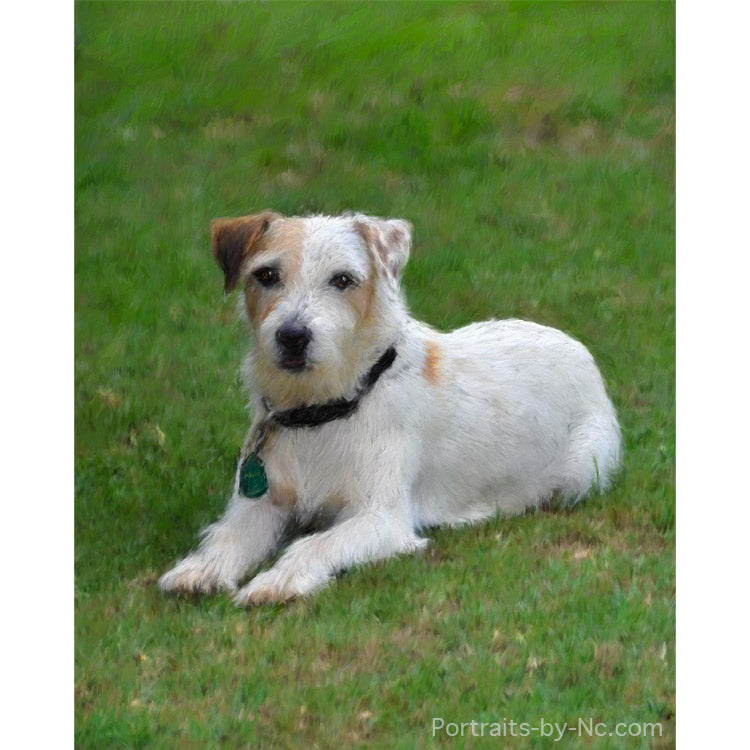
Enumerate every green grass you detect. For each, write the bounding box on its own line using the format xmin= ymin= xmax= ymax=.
xmin=75 ymin=2 xmax=675 ymax=747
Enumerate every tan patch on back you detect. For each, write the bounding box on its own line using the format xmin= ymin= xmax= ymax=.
xmin=422 ymin=341 xmax=443 ymax=385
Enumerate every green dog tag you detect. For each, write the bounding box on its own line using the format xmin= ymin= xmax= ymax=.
xmin=239 ymin=452 xmax=268 ymax=498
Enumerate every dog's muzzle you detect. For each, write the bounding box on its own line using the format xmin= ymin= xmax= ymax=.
xmin=275 ymin=324 xmax=312 ymax=371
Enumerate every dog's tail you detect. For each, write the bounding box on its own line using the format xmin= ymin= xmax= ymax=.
xmin=560 ymin=406 xmax=623 ymax=503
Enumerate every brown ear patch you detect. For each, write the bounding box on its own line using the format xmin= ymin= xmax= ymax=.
xmin=211 ymin=212 xmax=279 ymax=292
xmin=353 ymin=217 xmax=411 ymax=281
xmin=354 ymin=220 xmax=388 ymax=272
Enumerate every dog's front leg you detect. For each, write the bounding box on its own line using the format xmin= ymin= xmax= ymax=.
xmin=233 ymin=506 xmax=427 ymax=605
xmin=158 ymin=494 xmax=289 ymax=595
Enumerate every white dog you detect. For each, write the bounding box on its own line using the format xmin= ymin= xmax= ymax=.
xmin=159 ymin=212 xmax=621 ymax=604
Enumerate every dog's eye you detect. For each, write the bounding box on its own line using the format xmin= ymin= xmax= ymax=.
xmin=253 ymin=267 xmax=280 ymax=288
xmin=329 ymin=273 xmax=355 ymax=291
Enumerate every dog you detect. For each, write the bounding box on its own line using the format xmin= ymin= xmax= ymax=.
xmin=159 ymin=212 xmax=622 ymax=605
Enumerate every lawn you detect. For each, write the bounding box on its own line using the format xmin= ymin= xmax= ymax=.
xmin=75 ymin=2 xmax=675 ymax=747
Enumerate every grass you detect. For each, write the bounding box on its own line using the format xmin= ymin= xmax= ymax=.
xmin=75 ymin=2 xmax=675 ymax=747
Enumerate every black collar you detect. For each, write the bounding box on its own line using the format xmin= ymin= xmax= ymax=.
xmin=264 ymin=346 xmax=397 ymax=429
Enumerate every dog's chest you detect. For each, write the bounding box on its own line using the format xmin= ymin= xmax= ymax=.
xmin=263 ymin=424 xmax=361 ymax=516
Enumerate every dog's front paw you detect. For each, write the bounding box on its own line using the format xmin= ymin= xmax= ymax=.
xmin=232 ymin=566 xmax=329 ymax=606
xmin=158 ymin=554 xmax=237 ymax=595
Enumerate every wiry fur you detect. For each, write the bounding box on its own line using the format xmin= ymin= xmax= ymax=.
xmin=159 ymin=213 xmax=622 ymax=604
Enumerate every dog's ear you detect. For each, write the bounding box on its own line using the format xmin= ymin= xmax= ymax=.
xmin=210 ymin=212 xmax=280 ymax=292
xmin=354 ymin=216 xmax=412 ymax=283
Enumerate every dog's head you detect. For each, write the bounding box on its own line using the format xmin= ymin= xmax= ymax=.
xmin=211 ymin=212 xmax=411 ymax=406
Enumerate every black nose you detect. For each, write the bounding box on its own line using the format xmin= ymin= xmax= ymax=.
xmin=275 ymin=324 xmax=312 ymax=354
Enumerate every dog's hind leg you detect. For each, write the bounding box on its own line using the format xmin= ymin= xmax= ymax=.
xmin=158 ymin=495 xmax=289 ymax=595
xmin=233 ymin=508 xmax=427 ymax=605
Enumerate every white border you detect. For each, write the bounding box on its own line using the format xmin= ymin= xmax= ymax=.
xmin=4 ymin=2 xmax=73 ymax=742
xmin=677 ymin=1 xmax=750 ymax=746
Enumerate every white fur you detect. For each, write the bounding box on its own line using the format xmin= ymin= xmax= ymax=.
xmin=159 ymin=213 xmax=622 ymax=604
